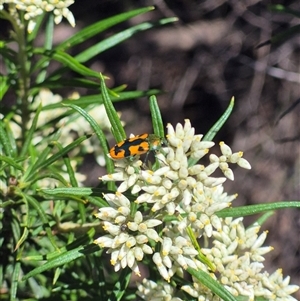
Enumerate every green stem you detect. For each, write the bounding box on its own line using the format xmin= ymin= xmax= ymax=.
xmin=2 ymin=9 xmax=32 ymax=142
xmin=16 ymin=23 xmax=31 ymax=142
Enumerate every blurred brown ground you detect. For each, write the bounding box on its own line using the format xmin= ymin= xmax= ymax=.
xmin=69 ymin=0 xmax=299 ymax=297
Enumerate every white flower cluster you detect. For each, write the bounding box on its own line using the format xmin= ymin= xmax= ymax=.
xmin=94 ymin=192 xmax=162 ymax=276
xmin=182 ymin=217 xmax=299 ymax=300
xmin=95 ymin=120 xmax=299 ymax=300
xmin=137 ymin=279 xmax=181 ymax=301
xmin=0 ymin=0 xmax=75 ymax=32
xmin=137 ymin=218 xmax=299 ymax=301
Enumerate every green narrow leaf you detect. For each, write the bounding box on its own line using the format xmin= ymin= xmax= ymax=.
xmin=21 ymin=194 xmax=58 ymax=250
xmin=10 ymin=261 xmax=21 ymax=301
xmin=51 ymin=49 xmax=100 ymax=78
xmin=0 ymin=119 xmax=14 ymax=156
xmin=78 ymin=202 xmax=86 ymax=224
xmin=11 ymin=214 xmax=21 ymax=246
xmin=187 ymin=267 xmax=237 ymax=301
xmin=86 ymin=196 xmax=108 ymax=208
xmin=0 ymin=200 xmax=14 ymax=208
xmin=216 ymin=201 xmax=300 ymax=218
xmin=204 ymin=96 xmax=234 ymax=142
xmin=92 ymin=255 xmax=107 ymax=298
xmin=52 ymin=200 xmax=66 ymax=224
xmin=253 ymin=211 xmax=275 ymax=226
xmin=35 ymin=78 xmax=100 ymax=90
xmin=0 ymin=265 xmax=3 ymax=291
xmin=42 ymin=187 xmax=109 ymax=207
xmin=27 ymin=13 xmax=46 ymax=42
xmin=30 ymin=169 xmax=70 ymax=187
xmin=26 ymin=135 xmax=88 ymax=182
xmin=42 ymin=187 xmax=93 ymax=196
xmin=0 ymin=44 xmax=18 ymax=64
xmin=64 ymin=103 xmax=115 ymax=180
xmin=100 ymin=74 xmax=126 ymax=142
xmin=56 ymin=142 xmax=78 ymax=187
xmin=0 ymin=75 xmax=9 ymax=99
xmin=0 ymin=155 xmax=23 ymax=171
xmin=187 ymin=97 xmax=235 ymax=167
xmin=149 ymin=95 xmax=165 ymax=138
xmin=2 ymin=117 xmax=18 ymax=157
xmin=36 ymin=13 xmax=54 ymax=84
xmin=109 ymin=267 xmax=132 ymax=301
xmin=22 ymin=243 xmax=99 ymax=280
xmin=15 ymin=200 xmax=29 ymax=251
xmin=20 ymin=104 xmax=42 ymax=158
xmin=23 ymin=228 xmax=96 ymax=261
xmin=23 ymin=246 xmax=85 ymax=280
xmin=53 ymin=267 xmax=62 ymax=285
xmin=185 ymin=224 xmax=215 ymax=271
xmin=41 ymin=90 xmax=160 ymax=111
xmin=75 ymin=17 xmax=178 ymax=63
xmin=38 ymin=194 xmax=86 ymax=205
xmin=56 ymin=7 xmax=155 ymax=50
xmin=22 ymin=125 xmax=63 ymax=182
xmin=14 ymin=226 xmax=29 ymax=251
xmin=33 ymin=48 xmax=100 ymax=78
xmin=22 ymin=142 xmax=54 ymax=182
